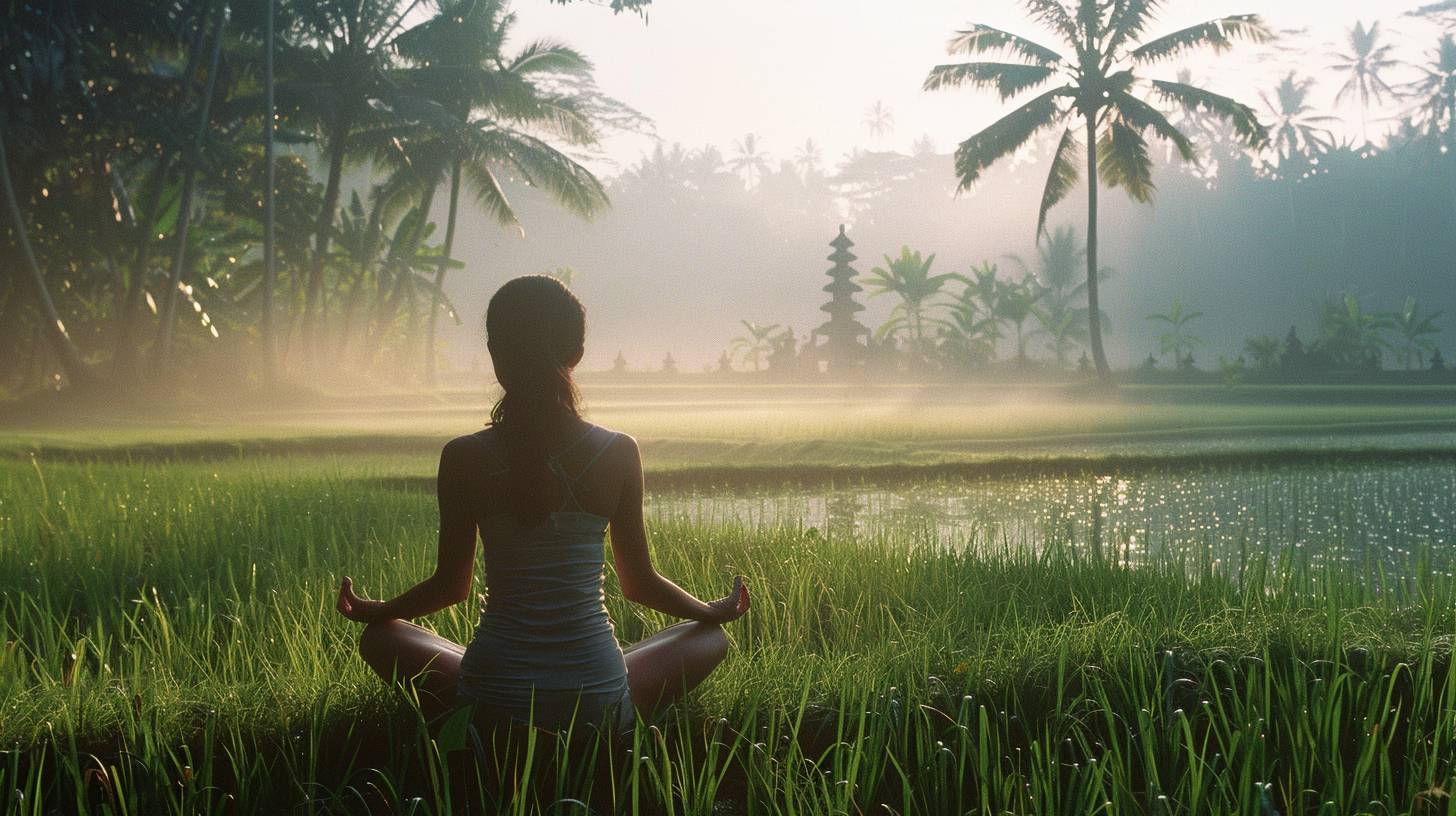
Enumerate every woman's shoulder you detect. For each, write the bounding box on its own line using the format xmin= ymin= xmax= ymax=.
xmin=441 ymin=429 xmax=495 ymax=467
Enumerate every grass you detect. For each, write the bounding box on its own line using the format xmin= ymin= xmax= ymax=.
xmin=3 ymin=440 xmax=1456 ymax=814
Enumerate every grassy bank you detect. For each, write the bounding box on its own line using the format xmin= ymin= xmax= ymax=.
xmin=2 ymin=454 xmax=1455 ymax=813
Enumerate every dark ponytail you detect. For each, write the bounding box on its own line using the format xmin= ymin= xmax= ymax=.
xmin=486 ymin=275 xmax=586 ymax=527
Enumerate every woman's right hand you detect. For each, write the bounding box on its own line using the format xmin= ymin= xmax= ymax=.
xmin=703 ymin=575 xmax=750 ymax=624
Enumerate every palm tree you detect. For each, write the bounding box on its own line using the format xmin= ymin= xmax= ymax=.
xmin=1407 ymin=34 xmax=1456 ymax=145
xmin=0 ymin=129 xmax=93 ymax=386
xmin=729 ymin=133 xmax=771 ymax=188
xmin=391 ymin=0 xmax=607 ymax=386
xmin=994 ymin=276 xmax=1044 ymax=364
xmin=1008 ymin=225 xmax=1109 ymax=367
xmin=863 ymin=100 xmax=895 ymax=143
xmin=260 ymin=0 xmax=278 ymax=385
xmin=1242 ymin=334 xmax=1282 ymax=369
xmin=1261 ymin=73 xmax=1338 ymax=173
xmin=924 ymin=1 xmax=1270 ymax=380
xmin=863 ymin=246 xmax=954 ymax=362
xmin=1389 ymin=296 xmax=1443 ymax=369
xmin=1318 ymin=293 xmax=1392 ymax=366
xmin=1330 ymin=20 xmax=1399 ymax=144
xmin=793 ymin=138 xmax=823 ymax=178
xmin=730 ymin=321 xmax=785 ymax=372
xmin=1147 ymin=298 xmax=1204 ymax=367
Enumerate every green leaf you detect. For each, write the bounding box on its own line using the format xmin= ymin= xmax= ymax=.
xmin=1112 ymin=92 xmax=1195 ymax=161
xmin=1131 ymin=15 xmax=1274 ymax=64
xmin=1036 ymin=127 xmax=1081 ymax=238
xmin=923 ymin=62 xmax=1059 ymax=100
xmin=951 ymin=87 xmax=1069 ymax=192
xmin=944 ymin=24 xmax=1065 ymax=66
xmin=1097 ymin=115 xmax=1155 ymax=202
xmin=1150 ymin=80 xmax=1268 ymax=149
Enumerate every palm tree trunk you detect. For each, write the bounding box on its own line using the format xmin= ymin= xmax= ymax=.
xmin=423 ymin=159 xmax=461 ymax=388
xmin=153 ymin=4 xmax=227 ymax=375
xmin=0 ymin=128 xmax=93 ymax=386
xmin=1084 ymin=118 xmax=1110 ymax=380
xmin=260 ymin=0 xmax=278 ymax=386
xmin=305 ymin=123 xmax=351 ymax=369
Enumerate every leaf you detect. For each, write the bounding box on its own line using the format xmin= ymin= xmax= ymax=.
xmin=1112 ymin=92 xmax=1195 ymax=161
xmin=944 ymin=24 xmax=1065 ymax=66
xmin=1131 ymin=15 xmax=1274 ymax=64
xmin=951 ymin=87 xmax=1069 ymax=192
xmin=1150 ymin=80 xmax=1268 ymax=149
xmin=1036 ymin=127 xmax=1081 ymax=238
xmin=1097 ymin=115 xmax=1155 ymax=202
xmin=923 ymin=62 xmax=1059 ymax=100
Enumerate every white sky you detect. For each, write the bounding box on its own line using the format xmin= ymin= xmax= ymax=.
xmin=511 ymin=0 xmax=1447 ymax=172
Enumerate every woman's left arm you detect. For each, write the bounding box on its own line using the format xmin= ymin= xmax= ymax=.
xmin=337 ymin=437 xmax=479 ymax=623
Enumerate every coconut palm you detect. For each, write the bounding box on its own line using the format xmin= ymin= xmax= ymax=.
xmin=1389 ymin=296 xmax=1443 ymax=369
xmin=923 ymin=1 xmax=1271 ymax=380
xmin=1147 ymin=298 xmax=1205 ymax=367
xmin=729 ymin=133 xmax=771 ymax=188
xmin=390 ymin=0 xmax=607 ymax=385
xmin=863 ymin=246 xmax=954 ymax=362
xmin=793 ymin=138 xmax=823 ymax=178
xmin=729 ymin=320 xmax=785 ymax=372
xmin=1407 ymin=34 xmax=1456 ymax=145
xmin=863 ymin=100 xmax=895 ymax=143
xmin=995 ymin=275 xmax=1045 ymax=364
xmin=1330 ymin=20 xmax=1400 ymax=143
xmin=1261 ymin=73 xmax=1338 ymax=172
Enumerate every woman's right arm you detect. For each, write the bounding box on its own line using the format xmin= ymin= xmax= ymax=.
xmin=609 ymin=435 xmax=748 ymax=623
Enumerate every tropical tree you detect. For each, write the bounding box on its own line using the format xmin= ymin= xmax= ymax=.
xmin=863 ymin=100 xmax=895 ymax=143
xmin=994 ymin=276 xmax=1044 ymax=364
xmin=1261 ymin=73 xmax=1338 ymax=173
xmin=1147 ymin=298 xmax=1204 ymax=367
xmin=1389 ymin=296 xmax=1443 ymax=369
xmin=1330 ymin=20 xmax=1399 ymax=143
xmin=1407 ymin=34 xmax=1456 ymax=145
xmin=794 ymin=138 xmax=823 ymax=178
xmin=391 ymin=0 xmax=608 ymax=385
xmin=729 ymin=320 xmax=785 ymax=372
xmin=1006 ymin=225 xmax=1108 ymax=367
xmin=863 ymin=246 xmax=954 ymax=362
xmin=729 ymin=133 xmax=771 ymax=188
xmin=923 ymin=0 xmax=1271 ymax=380
xmin=1317 ymin=293 xmax=1392 ymax=367
xmin=1242 ymin=334 xmax=1282 ymax=369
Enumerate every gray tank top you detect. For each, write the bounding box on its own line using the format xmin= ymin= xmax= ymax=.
xmin=456 ymin=424 xmax=632 ymax=728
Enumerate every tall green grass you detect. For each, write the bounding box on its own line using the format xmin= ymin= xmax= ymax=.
xmin=2 ymin=456 xmax=1454 ymax=813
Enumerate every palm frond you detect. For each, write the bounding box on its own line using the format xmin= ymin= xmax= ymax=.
xmin=1106 ymin=0 xmax=1165 ymax=52
xmin=1150 ymin=79 xmax=1268 ymax=148
xmin=481 ymin=129 xmax=609 ymax=219
xmin=945 ymin=24 xmax=1065 ymax=66
xmin=924 ymin=62 xmax=1059 ymax=100
xmin=508 ymin=39 xmax=592 ymax=76
xmin=1131 ymin=15 xmax=1274 ymax=64
xmin=1036 ymin=127 xmax=1081 ymax=238
xmin=951 ymin=87 xmax=1069 ymax=192
xmin=1022 ymin=0 xmax=1079 ymax=41
xmin=1096 ymin=116 xmax=1155 ymax=202
xmin=1112 ymin=92 xmax=1194 ymax=161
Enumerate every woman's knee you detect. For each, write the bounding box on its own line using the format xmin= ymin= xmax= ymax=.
xmin=691 ymin=622 xmax=729 ymax=665
xmin=358 ymin=618 xmax=403 ymax=663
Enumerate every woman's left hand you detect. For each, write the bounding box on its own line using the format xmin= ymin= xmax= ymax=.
xmin=336 ymin=577 xmax=387 ymax=623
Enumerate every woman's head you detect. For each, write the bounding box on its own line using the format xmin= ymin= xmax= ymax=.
xmin=486 ymin=275 xmax=587 ymax=525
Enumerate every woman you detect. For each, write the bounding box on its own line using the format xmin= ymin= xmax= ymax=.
xmin=335 ymin=275 xmax=749 ymax=734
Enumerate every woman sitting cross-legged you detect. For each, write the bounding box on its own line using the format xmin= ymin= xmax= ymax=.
xmin=335 ymin=274 xmax=749 ymax=736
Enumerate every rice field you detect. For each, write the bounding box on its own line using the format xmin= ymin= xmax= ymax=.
xmin=3 ymin=388 xmax=1456 ymax=814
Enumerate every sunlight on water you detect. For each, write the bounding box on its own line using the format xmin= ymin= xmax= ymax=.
xmin=648 ymin=461 xmax=1456 ymax=578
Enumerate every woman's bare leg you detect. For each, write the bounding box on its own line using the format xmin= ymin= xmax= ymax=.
xmin=623 ymin=621 xmax=730 ymax=718
xmin=358 ymin=619 xmax=465 ymax=720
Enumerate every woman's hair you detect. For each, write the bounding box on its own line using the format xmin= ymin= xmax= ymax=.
xmin=486 ymin=275 xmax=586 ymax=526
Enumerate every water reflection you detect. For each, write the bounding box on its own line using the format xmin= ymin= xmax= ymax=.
xmin=647 ymin=461 xmax=1456 ymax=578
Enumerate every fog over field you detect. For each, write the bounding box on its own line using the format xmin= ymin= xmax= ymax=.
xmin=414 ymin=0 xmax=1456 ymax=372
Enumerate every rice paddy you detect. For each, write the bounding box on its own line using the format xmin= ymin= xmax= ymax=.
xmin=3 ymin=387 xmax=1456 ymax=814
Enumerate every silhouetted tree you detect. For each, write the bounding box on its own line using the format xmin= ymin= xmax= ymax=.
xmin=924 ymin=0 xmax=1270 ymax=380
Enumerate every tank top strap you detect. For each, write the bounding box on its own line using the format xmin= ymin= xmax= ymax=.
xmin=565 ymin=426 xmax=619 ymax=483
xmin=472 ymin=429 xmax=511 ymax=476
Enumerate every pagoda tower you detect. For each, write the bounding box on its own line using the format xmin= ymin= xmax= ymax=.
xmin=814 ymin=224 xmax=869 ymax=373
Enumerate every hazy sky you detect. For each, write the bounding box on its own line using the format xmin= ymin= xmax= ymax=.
xmin=510 ymin=0 xmax=1446 ymax=173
